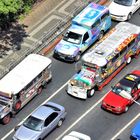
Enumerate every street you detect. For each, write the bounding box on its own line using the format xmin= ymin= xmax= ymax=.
xmin=0 ymin=0 xmax=140 ymax=140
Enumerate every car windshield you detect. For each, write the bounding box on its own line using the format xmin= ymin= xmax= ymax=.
xmin=63 ymin=31 xmax=82 ymax=44
xmin=114 ymin=0 xmax=132 ymax=6
xmin=112 ymin=84 xmax=132 ymax=95
xmin=23 ymin=116 xmax=44 ymax=131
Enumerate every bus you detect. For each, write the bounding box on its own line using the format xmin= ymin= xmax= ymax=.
xmin=67 ymin=22 xmax=140 ymax=99
xmin=0 ymin=54 xmax=52 ymax=124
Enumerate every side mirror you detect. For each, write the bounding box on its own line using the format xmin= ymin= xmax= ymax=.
xmin=14 ymin=125 xmax=20 ymax=131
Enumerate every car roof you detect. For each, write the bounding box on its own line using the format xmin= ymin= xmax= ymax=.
xmin=31 ymin=105 xmax=54 ymax=120
xmin=72 ymin=2 xmax=108 ymax=29
xmin=124 ymin=73 xmax=140 ymax=84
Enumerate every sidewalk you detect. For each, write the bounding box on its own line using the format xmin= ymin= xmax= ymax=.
xmin=20 ymin=0 xmax=63 ymax=33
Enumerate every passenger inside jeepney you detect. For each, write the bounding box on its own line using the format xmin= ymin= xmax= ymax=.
xmin=101 ymin=65 xmax=108 ymax=79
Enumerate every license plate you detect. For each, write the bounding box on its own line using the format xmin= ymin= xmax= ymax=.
xmin=74 ymin=91 xmax=77 ymax=94
xmin=60 ymin=55 xmax=65 ymax=59
xmin=107 ymin=108 xmax=112 ymax=111
xmin=112 ymin=16 xmax=116 ymax=20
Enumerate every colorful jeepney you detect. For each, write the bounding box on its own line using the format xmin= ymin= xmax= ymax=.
xmin=53 ymin=2 xmax=111 ymax=62
xmin=0 ymin=54 xmax=52 ymax=124
xmin=67 ymin=22 xmax=140 ymax=99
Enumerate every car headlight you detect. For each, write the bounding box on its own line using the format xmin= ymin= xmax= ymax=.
xmin=102 ymin=101 xmax=106 ymax=106
xmin=116 ymin=106 xmax=122 ymax=111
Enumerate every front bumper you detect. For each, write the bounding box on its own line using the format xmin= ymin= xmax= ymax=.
xmin=101 ymin=104 xmax=124 ymax=114
xmin=53 ymin=51 xmax=75 ymax=62
xmin=111 ymin=14 xmax=127 ymax=21
xmin=66 ymin=86 xmax=87 ymax=99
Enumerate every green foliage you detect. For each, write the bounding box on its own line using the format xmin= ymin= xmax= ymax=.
xmin=0 ymin=0 xmax=40 ymax=29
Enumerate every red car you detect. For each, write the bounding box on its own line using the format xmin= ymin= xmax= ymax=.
xmin=101 ymin=70 xmax=140 ymax=114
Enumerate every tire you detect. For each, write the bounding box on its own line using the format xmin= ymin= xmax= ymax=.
xmin=13 ymin=100 xmax=21 ymax=112
xmin=126 ymin=57 xmax=131 ymax=64
xmin=57 ymin=119 xmax=63 ymax=127
xmin=124 ymin=106 xmax=129 ymax=113
xmin=127 ymin=13 xmax=132 ymax=20
xmin=87 ymin=89 xmax=95 ymax=98
xmin=2 ymin=114 xmax=11 ymax=125
xmin=37 ymin=86 xmax=43 ymax=94
xmin=75 ymin=53 xmax=81 ymax=62
xmin=98 ymin=31 xmax=104 ymax=40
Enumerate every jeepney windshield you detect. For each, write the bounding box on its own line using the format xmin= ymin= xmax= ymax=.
xmin=83 ymin=63 xmax=98 ymax=71
xmin=63 ymin=31 xmax=82 ymax=45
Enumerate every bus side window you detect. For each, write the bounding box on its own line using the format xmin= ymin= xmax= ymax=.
xmin=101 ymin=11 xmax=109 ymax=21
xmin=25 ymin=81 xmax=34 ymax=90
xmin=127 ymin=39 xmax=135 ymax=49
xmin=120 ymin=46 xmax=127 ymax=55
xmin=112 ymin=53 xmax=119 ymax=63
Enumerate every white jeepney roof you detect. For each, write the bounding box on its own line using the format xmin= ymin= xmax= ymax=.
xmin=82 ymin=22 xmax=140 ymax=67
xmin=0 ymin=54 xmax=51 ymax=95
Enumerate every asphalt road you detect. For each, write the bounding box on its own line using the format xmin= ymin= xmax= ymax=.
xmin=0 ymin=5 xmax=140 ymax=140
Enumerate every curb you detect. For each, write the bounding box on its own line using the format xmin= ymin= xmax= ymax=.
xmin=40 ymin=0 xmax=109 ymax=56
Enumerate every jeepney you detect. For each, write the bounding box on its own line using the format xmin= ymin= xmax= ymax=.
xmin=0 ymin=54 xmax=52 ymax=124
xmin=67 ymin=22 xmax=140 ymax=99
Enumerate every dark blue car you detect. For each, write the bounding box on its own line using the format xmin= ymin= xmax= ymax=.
xmin=130 ymin=120 xmax=140 ymax=140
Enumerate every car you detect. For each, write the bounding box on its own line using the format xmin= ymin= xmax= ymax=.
xmin=109 ymin=0 xmax=140 ymax=21
xmin=130 ymin=120 xmax=140 ymax=140
xmin=62 ymin=131 xmax=91 ymax=140
xmin=101 ymin=70 xmax=140 ymax=114
xmin=13 ymin=102 xmax=67 ymax=140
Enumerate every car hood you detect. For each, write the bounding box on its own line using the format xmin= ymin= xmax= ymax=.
xmin=14 ymin=125 xmax=40 ymax=140
xmin=109 ymin=2 xmax=132 ymax=16
xmin=103 ymin=91 xmax=128 ymax=107
xmin=55 ymin=40 xmax=79 ymax=55
xmin=132 ymin=121 xmax=140 ymax=136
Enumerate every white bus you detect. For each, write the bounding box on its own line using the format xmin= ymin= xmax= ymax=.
xmin=0 ymin=54 xmax=52 ymax=124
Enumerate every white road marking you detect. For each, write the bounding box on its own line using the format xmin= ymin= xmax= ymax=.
xmin=111 ymin=113 xmax=140 ymax=140
xmin=1 ymin=80 xmax=69 ymax=140
xmin=56 ymin=91 xmax=109 ymax=140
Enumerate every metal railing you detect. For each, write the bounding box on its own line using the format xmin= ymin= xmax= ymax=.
xmin=0 ymin=0 xmax=99 ymax=79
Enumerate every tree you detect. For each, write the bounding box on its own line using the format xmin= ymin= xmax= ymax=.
xmin=0 ymin=0 xmax=23 ymax=29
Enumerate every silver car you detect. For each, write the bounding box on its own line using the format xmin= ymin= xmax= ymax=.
xmin=13 ymin=102 xmax=67 ymax=140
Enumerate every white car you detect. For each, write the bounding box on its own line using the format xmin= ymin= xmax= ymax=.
xmin=109 ymin=0 xmax=140 ymax=21
xmin=62 ymin=131 xmax=91 ymax=140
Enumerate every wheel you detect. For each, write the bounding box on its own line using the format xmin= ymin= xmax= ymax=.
xmin=124 ymin=106 xmax=129 ymax=113
xmin=37 ymin=86 xmax=43 ymax=94
xmin=57 ymin=119 xmax=63 ymax=127
xmin=127 ymin=13 xmax=132 ymax=20
xmin=126 ymin=57 xmax=131 ymax=64
xmin=13 ymin=100 xmax=21 ymax=112
xmin=2 ymin=114 xmax=11 ymax=125
xmin=87 ymin=89 xmax=95 ymax=98
xmin=75 ymin=53 xmax=81 ymax=62
xmin=98 ymin=31 xmax=104 ymax=40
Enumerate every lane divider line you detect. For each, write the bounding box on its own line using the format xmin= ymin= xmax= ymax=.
xmin=56 ymin=92 xmax=109 ymax=140
xmin=111 ymin=113 xmax=140 ymax=140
